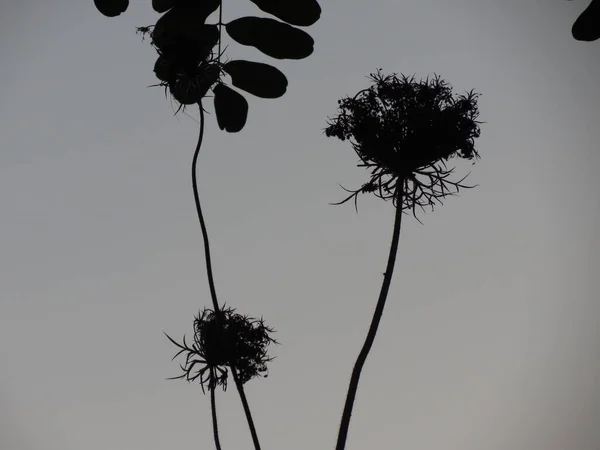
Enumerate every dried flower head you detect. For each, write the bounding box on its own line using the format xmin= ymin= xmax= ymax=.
xmin=165 ymin=306 xmax=278 ymax=393
xmin=325 ymin=70 xmax=483 ymax=217
xmin=136 ymin=19 xmax=224 ymax=113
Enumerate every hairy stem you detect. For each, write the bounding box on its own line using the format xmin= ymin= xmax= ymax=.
xmin=191 ymin=102 xmax=262 ymax=450
xmin=210 ymin=381 xmax=223 ymax=450
xmin=335 ymin=188 xmax=404 ymax=450
xmin=231 ymin=368 xmax=262 ymax=450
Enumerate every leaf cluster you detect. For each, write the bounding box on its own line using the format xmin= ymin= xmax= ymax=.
xmin=96 ymin=0 xmax=320 ymax=132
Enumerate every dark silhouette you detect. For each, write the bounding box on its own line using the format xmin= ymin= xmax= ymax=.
xmin=94 ymin=0 xmax=320 ymax=449
xmin=572 ymin=0 xmax=600 ymax=41
xmin=94 ymin=0 xmax=128 ymax=17
xmin=325 ymin=70 xmax=483 ymax=450
xmin=93 ymin=3 xmax=488 ymax=450
xmin=132 ymin=0 xmax=318 ymax=132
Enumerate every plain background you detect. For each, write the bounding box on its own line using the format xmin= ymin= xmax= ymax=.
xmin=1 ymin=0 xmax=599 ymax=449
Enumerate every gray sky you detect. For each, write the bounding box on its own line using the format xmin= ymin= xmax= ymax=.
xmin=1 ymin=0 xmax=599 ymax=449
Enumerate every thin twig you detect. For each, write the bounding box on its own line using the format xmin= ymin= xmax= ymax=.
xmin=335 ymin=186 xmax=404 ymax=450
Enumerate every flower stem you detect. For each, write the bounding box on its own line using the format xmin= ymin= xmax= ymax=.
xmin=191 ymin=103 xmax=224 ymax=450
xmin=231 ymin=367 xmax=262 ymax=450
xmin=210 ymin=383 xmax=223 ymax=450
xmin=192 ymin=103 xmax=220 ymax=314
xmin=191 ymin=102 xmax=263 ymax=450
xmin=335 ymin=188 xmax=404 ymax=450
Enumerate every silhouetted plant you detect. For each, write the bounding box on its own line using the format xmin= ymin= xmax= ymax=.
xmin=93 ymin=3 xmax=487 ymax=450
xmin=164 ymin=306 xmax=276 ymax=450
xmin=325 ymin=70 xmax=483 ymax=450
xmin=94 ymin=1 xmax=319 ymax=449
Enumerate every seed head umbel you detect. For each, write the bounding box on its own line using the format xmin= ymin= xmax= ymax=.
xmin=325 ymin=70 xmax=483 ymax=217
xmin=165 ymin=306 xmax=278 ymax=393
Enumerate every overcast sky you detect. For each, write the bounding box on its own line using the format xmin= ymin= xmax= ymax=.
xmin=1 ymin=1 xmax=599 ymax=449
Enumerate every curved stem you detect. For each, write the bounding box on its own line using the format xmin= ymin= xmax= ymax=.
xmin=210 ymin=381 xmax=223 ymax=450
xmin=231 ymin=368 xmax=262 ymax=450
xmin=192 ymin=103 xmax=220 ymax=314
xmin=335 ymin=188 xmax=404 ymax=450
xmin=192 ymin=102 xmax=224 ymax=450
xmin=191 ymin=102 xmax=262 ymax=450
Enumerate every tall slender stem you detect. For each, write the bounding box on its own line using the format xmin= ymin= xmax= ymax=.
xmin=232 ymin=368 xmax=262 ymax=450
xmin=191 ymin=102 xmax=262 ymax=450
xmin=335 ymin=188 xmax=404 ymax=450
xmin=192 ymin=103 xmax=220 ymax=314
xmin=192 ymin=103 xmax=223 ymax=450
